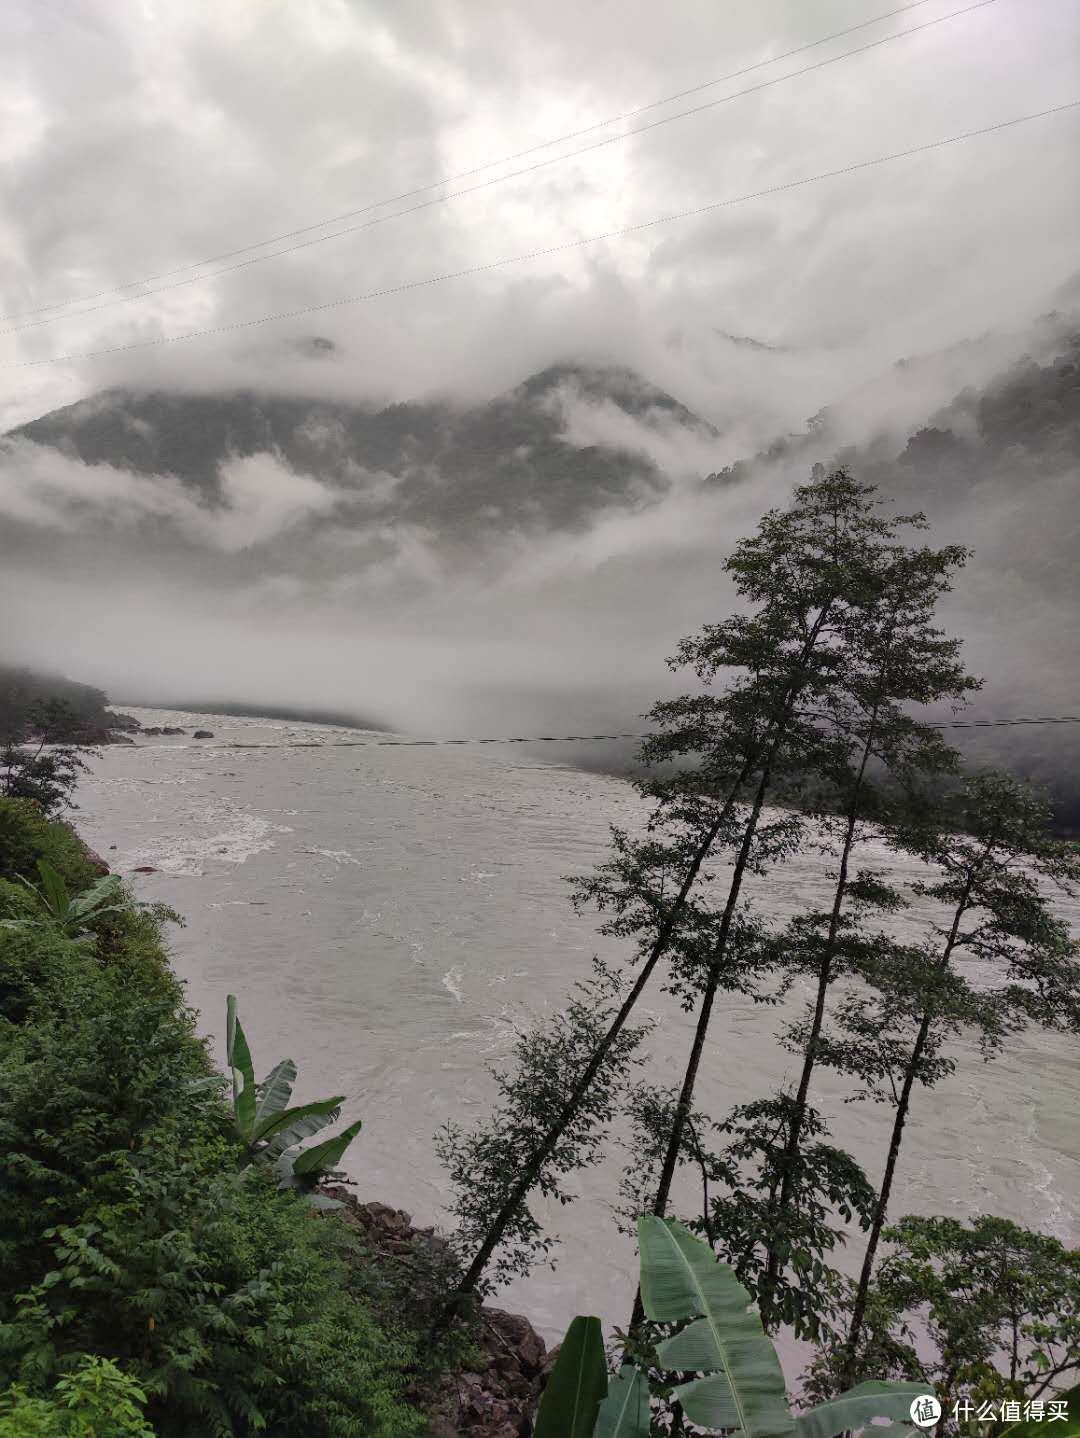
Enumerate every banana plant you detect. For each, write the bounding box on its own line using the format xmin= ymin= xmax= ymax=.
xmin=226 ymin=994 xmax=363 ymax=1210
xmin=534 ymin=1216 xmax=926 ymax=1437
xmin=5 ymin=860 xmax=125 ymax=948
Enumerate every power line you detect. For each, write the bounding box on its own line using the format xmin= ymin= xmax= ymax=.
xmin=167 ymin=715 xmax=1080 ymax=750
xmin=1 ymin=0 xmax=1000 ymax=335
xmin=0 ymin=0 xmax=961 ymax=326
xmin=10 ymin=96 xmax=1077 ymax=372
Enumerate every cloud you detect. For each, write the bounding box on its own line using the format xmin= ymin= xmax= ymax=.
xmin=1 ymin=0 xmax=1078 ymax=429
xmin=0 ymin=440 xmax=345 ymax=552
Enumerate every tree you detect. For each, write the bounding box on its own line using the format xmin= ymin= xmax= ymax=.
xmin=0 ymin=699 xmax=92 ymax=816
xmin=617 ymin=1087 xmax=876 ymax=1341
xmin=834 ymin=773 xmax=1080 ymax=1383
xmin=758 ymin=541 xmax=978 ymax=1311
xmin=436 ymin=960 xmax=652 ymax=1297
xmin=806 ymin=1215 xmax=1080 ymax=1432
xmin=439 ymin=468 xmax=888 ymax=1317
xmin=636 ymin=474 xmax=978 ymax=1342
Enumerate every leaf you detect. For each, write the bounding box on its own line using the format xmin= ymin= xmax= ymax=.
xmin=996 ymin=1385 xmax=1080 ymax=1438
xmin=305 ymin=1192 xmax=346 ymax=1212
xmin=252 ymin=1058 xmax=298 ymax=1132
xmin=259 ymin=1098 xmax=344 ymax=1156
xmin=533 ymin=1315 xmax=608 ymax=1438
xmin=68 ymin=874 xmax=122 ymax=920
xmin=35 ymin=860 xmax=69 ymax=918
xmin=795 ymin=1382 xmax=931 ymax=1438
xmin=639 ymin=1216 xmax=793 ymax=1438
xmin=594 ymin=1365 xmax=650 ymax=1437
xmin=226 ymin=995 xmax=256 ymax=1140
xmin=290 ymin=1118 xmax=363 ymax=1178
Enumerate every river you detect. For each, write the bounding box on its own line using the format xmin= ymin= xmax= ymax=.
xmin=75 ymin=708 xmax=1080 ymax=1356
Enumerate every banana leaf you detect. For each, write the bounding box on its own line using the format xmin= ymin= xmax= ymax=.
xmin=794 ymin=1381 xmax=930 ymax=1438
xmin=639 ymin=1216 xmax=794 ymax=1438
xmin=996 ymin=1385 xmax=1080 ymax=1438
xmin=594 ymin=1364 xmax=651 ymax=1437
xmin=35 ymin=860 xmax=68 ymax=917
xmin=289 ymin=1118 xmax=364 ymax=1178
xmin=533 ymin=1315 xmax=608 ymax=1438
xmin=252 ymin=1058 xmax=298 ymax=1131
xmin=260 ymin=1098 xmax=344 ymax=1156
xmin=226 ymin=994 xmax=256 ymax=1139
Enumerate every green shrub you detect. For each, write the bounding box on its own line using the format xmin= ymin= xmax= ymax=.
xmin=4 ymin=1141 xmax=421 ymax=1437
xmin=0 ymin=882 xmax=88 ymax=1024
xmin=0 ymin=799 xmax=99 ymax=890
xmin=0 ymin=1354 xmax=153 ymax=1437
xmin=0 ymin=804 xmax=426 ymax=1436
xmin=0 ymin=957 xmax=218 ymax=1292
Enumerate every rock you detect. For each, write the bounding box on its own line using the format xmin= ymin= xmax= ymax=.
xmin=314 ymin=1186 xmax=547 ymax=1436
xmin=105 ymin=710 xmax=142 ymax=732
xmin=485 ymin=1311 xmax=546 ymax=1374
xmin=192 ymin=729 xmax=214 ymax=739
xmin=65 ymin=725 xmax=134 ymax=745
xmin=133 ymin=865 xmax=158 ymax=874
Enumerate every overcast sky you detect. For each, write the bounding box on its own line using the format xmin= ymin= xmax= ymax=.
xmin=3 ymin=0 xmax=1079 ymax=428
xmin=1 ymin=0 xmax=1079 ymax=741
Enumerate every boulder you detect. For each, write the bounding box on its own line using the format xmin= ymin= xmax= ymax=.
xmin=192 ymin=729 xmax=214 ymax=739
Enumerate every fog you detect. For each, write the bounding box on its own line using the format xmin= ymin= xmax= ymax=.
xmin=1 ymin=0 xmax=1078 ymax=774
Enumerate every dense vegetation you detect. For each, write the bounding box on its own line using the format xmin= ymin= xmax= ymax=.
xmin=0 ymin=797 xmax=428 ymax=1437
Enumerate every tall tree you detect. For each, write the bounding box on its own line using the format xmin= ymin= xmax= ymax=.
xmin=639 ymin=481 xmax=970 ymax=1258
xmin=757 ymin=541 xmax=979 ymax=1309
xmin=439 ymin=468 xmax=898 ymax=1316
xmin=835 ymin=772 xmax=1080 ymax=1383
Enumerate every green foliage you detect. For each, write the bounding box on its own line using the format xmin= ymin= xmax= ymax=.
xmin=10 ymin=860 xmax=125 ymax=945
xmin=617 ymin=1088 xmax=875 ymax=1342
xmin=533 ymin=1316 xmax=610 ymax=1437
xmin=436 ymin=959 xmax=652 ymax=1290
xmin=0 ymin=699 xmax=94 ymax=816
xmin=809 ymin=1216 xmax=1080 ymax=1421
xmin=224 ymin=994 xmax=363 ymax=1206
xmin=538 ymin=1219 xmax=923 ymax=1436
xmin=0 ymin=804 xmax=426 ymax=1437
xmin=0 ymin=798 xmax=100 ymax=890
xmin=0 ymin=1354 xmax=153 ymax=1437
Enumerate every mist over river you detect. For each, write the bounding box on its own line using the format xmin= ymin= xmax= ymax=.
xmin=76 ymin=708 xmax=1080 ymax=1353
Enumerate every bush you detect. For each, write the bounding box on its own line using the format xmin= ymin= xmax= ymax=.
xmin=0 ymin=803 xmax=426 ymax=1436
xmin=0 ymin=798 xmax=99 ymax=890
xmin=0 ymin=1355 xmax=153 ymax=1437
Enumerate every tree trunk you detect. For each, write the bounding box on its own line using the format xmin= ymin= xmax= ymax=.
xmin=839 ymin=855 xmax=984 ymax=1383
xmin=437 ymin=788 xmax=741 ymax=1325
xmin=760 ymin=701 xmax=882 ymax=1309
xmin=441 ymin=597 xmax=835 ymax=1326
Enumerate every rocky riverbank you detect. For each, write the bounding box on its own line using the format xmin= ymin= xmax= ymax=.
xmin=320 ymin=1189 xmax=552 ymax=1438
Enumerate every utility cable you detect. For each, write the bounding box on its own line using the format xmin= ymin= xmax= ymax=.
xmin=158 ymin=715 xmax=1080 ymax=750
xmin=9 ymin=96 xmax=1077 ymax=371
xmin=1 ymin=0 xmax=1001 ymax=334
xmin=0 ymin=0 xmax=965 ymax=326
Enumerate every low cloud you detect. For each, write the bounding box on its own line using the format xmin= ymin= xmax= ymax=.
xmin=0 ymin=440 xmax=345 ymax=552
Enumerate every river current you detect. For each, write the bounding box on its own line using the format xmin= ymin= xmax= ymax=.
xmin=75 ymin=708 xmax=1080 ymax=1351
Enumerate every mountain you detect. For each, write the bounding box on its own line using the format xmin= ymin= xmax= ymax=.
xmin=5 ymin=335 xmax=1078 ymax=828
xmin=7 ymin=362 xmax=717 ymax=541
